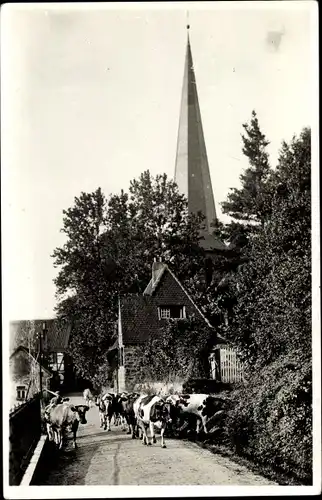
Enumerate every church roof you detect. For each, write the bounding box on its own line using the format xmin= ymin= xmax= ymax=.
xmin=174 ymin=27 xmax=225 ymax=251
xmin=199 ymin=232 xmax=228 ymax=252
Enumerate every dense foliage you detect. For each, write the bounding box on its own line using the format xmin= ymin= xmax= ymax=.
xmin=135 ymin=317 xmax=214 ymax=383
xmin=221 ymin=127 xmax=311 ymax=369
xmin=214 ymin=118 xmax=312 ymax=484
xmin=226 ymin=352 xmax=312 ymax=483
xmin=52 ymin=172 xmax=208 ymax=385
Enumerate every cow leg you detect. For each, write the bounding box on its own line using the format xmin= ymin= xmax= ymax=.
xmin=201 ymin=415 xmax=208 ymax=434
xmin=160 ymin=424 xmax=167 ymax=449
xmin=141 ymin=423 xmax=148 ymax=445
xmin=107 ymin=415 xmax=112 ymax=431
xmin=99 ymin=412 xmax=104 ymax=428
xmin=196 ymin=418 xmax=201 ymax=435
xmin=126 ymin=416 xmax=132 ymax=435
xmin=129 ymin=423 xmax=135 ymax=438
xmin=54 ymin=429 xmax=60 ymax=447
xmin=58 ymin=430 xmax=63 ymax=449
xmin=46 ymin=423 xmax=54 ymax=441
xmin=148 ymin=421 xmax=156 ymax=445
xmin=72 ymin=421 xmax=79 ymax=448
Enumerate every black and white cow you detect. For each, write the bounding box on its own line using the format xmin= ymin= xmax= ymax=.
xmin=113 ymin=393 xmax=128 ymax=428
xmin=166 ymin=393 xmax=225 ymax=435
xmin=134 ymin=395 xmax=173 ymax=448
xmin=95 ymin=393 xmax=114 ymax=431
xmin=118 ymin=392 xmax=141 ymax=438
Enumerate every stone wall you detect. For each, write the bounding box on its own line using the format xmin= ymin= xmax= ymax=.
xmin=123 ymin=345 xmax=141 ymax=391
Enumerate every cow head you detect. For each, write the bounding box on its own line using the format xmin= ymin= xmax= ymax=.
xmin=150 ymin=400 xmax=173 ymax=424
xmin=74 ymin=405 xmax=89 ymax=424
xmin=128 ymin=392 xmax=140 ymax=401
xmin=178 ymin=394 xmax=191 ymax=407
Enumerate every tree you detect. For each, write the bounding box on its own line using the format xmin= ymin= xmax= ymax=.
xmin=224 ymin=128 xmax=311 ymax=369
xmin=52 ymin=188 xmax=115 ymax=382
xmin=222 ymin=110 xmax=272 ymax=224
xmin=10 ymin=320 xmax=38 ymax=354
xmin=52 ymin=172 xmax=207 ymax=384
xmin=102 ymin=171 xmax=207 ymax=294
xmin=221 ymin=110 xmax=273 ymax=251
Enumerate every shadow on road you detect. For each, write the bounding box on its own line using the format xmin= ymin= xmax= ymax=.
xmin=33 ymin=441 xmax=100 ymax=485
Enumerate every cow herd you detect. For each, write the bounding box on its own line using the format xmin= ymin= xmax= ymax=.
xmin=43 ymin=388 xmax=227 ymax=450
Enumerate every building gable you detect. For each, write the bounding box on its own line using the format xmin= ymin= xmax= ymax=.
xmin=120 ymin=263 xmax=214 ymax=346
xmin=150 ymin=268 xmax=202 ymax=320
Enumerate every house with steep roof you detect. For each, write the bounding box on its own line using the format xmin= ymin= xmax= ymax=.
xmin=9 ymin=346 xmax=52 ymax=409
xmin=115 ymin=260 xmax=229 ymax=392
xmin=9 ymin=319 xmax=75 ymax=391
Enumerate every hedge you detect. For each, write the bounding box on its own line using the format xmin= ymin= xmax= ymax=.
xmin=225 ymin=351 xmax=312 ymax=484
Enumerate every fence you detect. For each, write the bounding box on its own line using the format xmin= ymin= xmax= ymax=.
xmin=9 ymin=394 xmax=42 ymax=485
xmin=219 ymin=346 xmax=244 ymax=383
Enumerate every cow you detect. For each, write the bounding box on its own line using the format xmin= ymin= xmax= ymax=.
xmin=166 ymin=393 xmax=225 ymax=436
xmin=95 ymin=393 xmax=115 ymax=431
xmin=83 ymin=388 xmax=94 ymax=407
xmin=134 ymin=395 xmax=173 ymax=448
xmin=118 ymin=392 xmax=141 ymax=438
xmin=112 ymin=393 xmax=127 ymax=428
xmin=45 ymin=402 xmax=89 ymax=449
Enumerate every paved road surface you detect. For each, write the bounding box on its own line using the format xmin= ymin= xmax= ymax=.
xmin=38 ymin=394 xmax=277 ymax=486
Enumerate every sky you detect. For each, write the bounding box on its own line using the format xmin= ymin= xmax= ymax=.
xmin=1 ymin=2 xmax=316 ymax=321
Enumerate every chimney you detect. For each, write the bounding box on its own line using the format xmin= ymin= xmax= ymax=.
xmin=152 ymin=257 xmax=164 ymax=285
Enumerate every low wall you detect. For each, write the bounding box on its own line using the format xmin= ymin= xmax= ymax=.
xmin=29 ymin=435 xmax=57 ymax=485
xmin=20 ymin=435 xmax=48 ymax=486
xmin=9 ymin=395 xmax=42 ymax=485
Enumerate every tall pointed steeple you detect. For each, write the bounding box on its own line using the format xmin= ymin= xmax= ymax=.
xmin=175 ymin=25 xmax=226 ymax=251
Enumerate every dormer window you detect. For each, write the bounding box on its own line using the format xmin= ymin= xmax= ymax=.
xmin=158 ymin=306 xmax=186 ymax=320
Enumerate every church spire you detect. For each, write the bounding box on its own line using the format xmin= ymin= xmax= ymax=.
xmin=175 ymin=24 xmax=225 ymax=251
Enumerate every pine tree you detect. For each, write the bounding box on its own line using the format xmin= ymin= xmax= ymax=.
xmin=225 ymin=128 xmax=311 ymax=368
xmin=221 ymin=111 xmax=272 ymax=247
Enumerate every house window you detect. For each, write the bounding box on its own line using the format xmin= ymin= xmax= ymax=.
xmin=16 ymin=385 xmax=26 ymax=401
xmin=159 ymin=307 xmax=171 ymax=319
xmin=158 ymin=306 xmax=186 ymax=320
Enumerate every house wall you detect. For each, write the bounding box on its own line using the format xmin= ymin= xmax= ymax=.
xmin=10 ymin=350 xmax=51 ymax=409
xmin=123 ymin=346 xmax=140 ymax=391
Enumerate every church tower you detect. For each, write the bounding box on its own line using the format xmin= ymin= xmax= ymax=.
xmin=174 ymin=25 xmax=226 ymax=252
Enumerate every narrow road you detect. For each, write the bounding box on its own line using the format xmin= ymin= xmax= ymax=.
xmin=37 ymin=394 xmax=277 ymax=486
